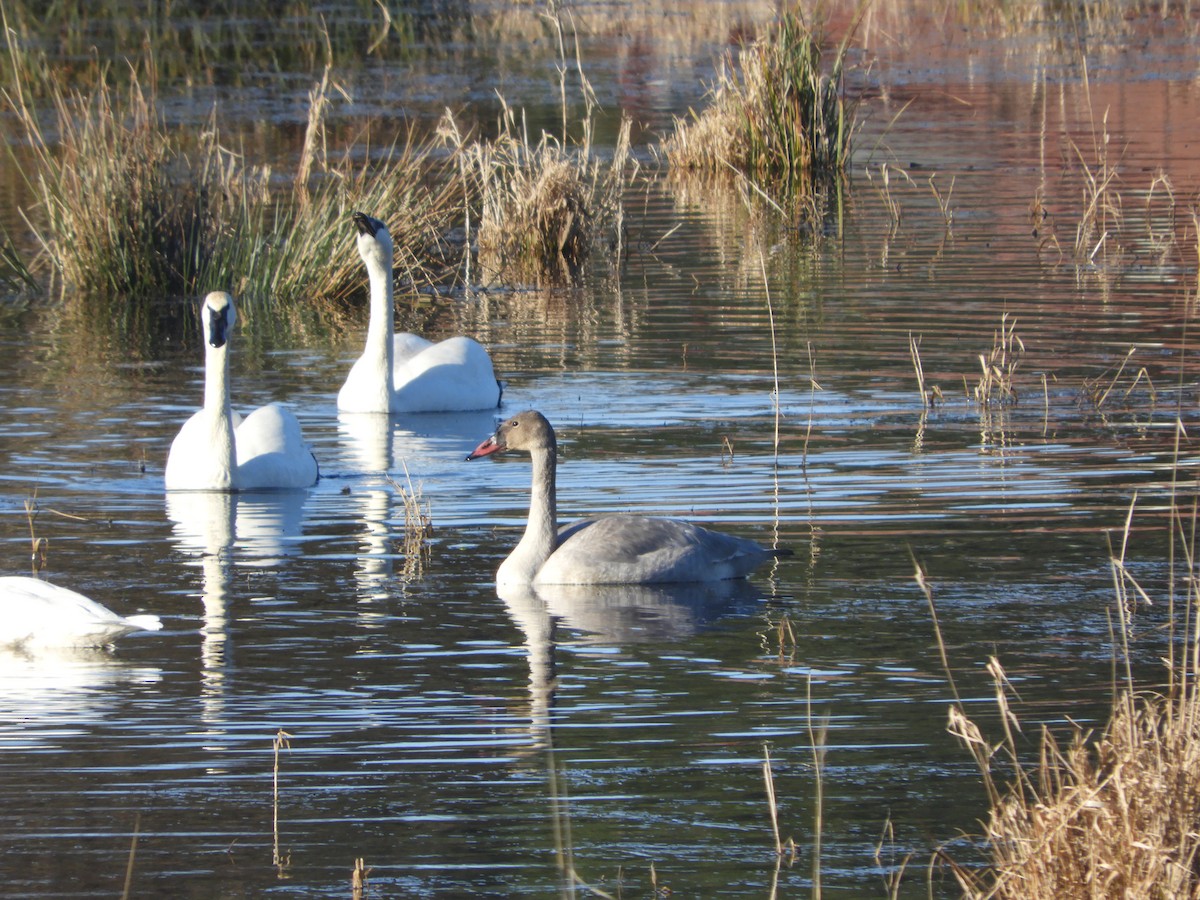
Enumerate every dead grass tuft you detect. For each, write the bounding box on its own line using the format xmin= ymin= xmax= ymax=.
xmin=444 ymin=89 xmax=632 ymax=287
xmin=924 ymin=478 xmax=1200 ymax=898
xmin=664 ymin=6 xmax=859 ymax=197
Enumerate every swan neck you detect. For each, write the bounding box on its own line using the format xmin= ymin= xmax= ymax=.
xmin=365 ymin=253 xmax=395 ymax=364
xmin=204 ymin=340 xmax=237 ymax=478
xmin=522 ymin=445 xmax=559 ymax=571
xmin=204 ymin=341 xmax=232 ymax=417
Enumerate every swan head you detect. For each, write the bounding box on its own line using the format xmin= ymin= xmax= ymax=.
xmin=202 ymin=290 xmax=236 ymax=349
xmin=467 ymin=410 xmax=556 ymax=460
xmin=353 ymin=211 xmax=394 ymax=272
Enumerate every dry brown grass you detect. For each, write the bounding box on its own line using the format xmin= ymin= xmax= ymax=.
xmin=444 ymin=101 xmax=632 ymax=287
xmin=953 ymin=689 xmax=1200 ymax=898
xmin=388 ymin=466 xmax=433 ymax=582
xmin=974 ymin=313 xmax=1025 ymax=407
xmin=922 ymin=477 xmax=1200 ymax=899
xmin=664 ymin=6 xmax=858 ymax=197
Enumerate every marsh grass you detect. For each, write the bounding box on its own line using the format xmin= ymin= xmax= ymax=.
xmin=1070 ymin=104 xmax=1123 ymax=267
xmin=444 ymin=98 xmax=633 ymax=286
xmin=921 ymin=467 xmax=1200 ymax=898
xmin=4 ymin=32 xmax=458 ymax=323
xmin=1083 ymin=346 xmax=1156 ymax=414
xmin=664 ymin=6 xmax=858 ymax=198
xmin=973 ymin=313 xmax=1024 ymax=407
xmin=7 ymin=66 xmax=204 ymax=304
xmin=0 ymin=229 xmax=36 ymax=293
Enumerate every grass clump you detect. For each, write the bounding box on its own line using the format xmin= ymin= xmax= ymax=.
xmin=923 ymin=482 xmax=1200 ymax=898
xmin=9 ymin=69 xmax=203 ymax=305
xmin=954 ymin=689 xmax=1200 ymax=898
xmin=446 ymin=102 xmax=632 ymax=286
xmin=4 ymin=46 xmax=458 ymax=323
xmin=664 ymin=5 xmax=859 ymax=197
xmin=442 ymin=6 xmax=634 ymax=287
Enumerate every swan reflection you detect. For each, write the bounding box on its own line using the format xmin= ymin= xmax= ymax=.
xmin=338 ymin=409 xmax=501 ymax=600
xmin=0 ymin=647 xmax=161 ymax=744
xmin=526 ymin=578 xmax=764 ymax=644
xmin=165 ymin=490 xmax=308 ymax=728
xmin=495 ymin=579 xmax=762 ymax=895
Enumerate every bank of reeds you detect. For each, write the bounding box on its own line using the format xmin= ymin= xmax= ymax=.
xmin=664 ymin=6 xmax=859 ymax=197
xmin=4 ymin=42 xmax=457 ymax=321
xmin=924 ymin=478 xmax=1200 ymax=898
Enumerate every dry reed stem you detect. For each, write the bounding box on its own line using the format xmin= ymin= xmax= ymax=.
xmin=351 ymin=857 xmax=371 ymax=898
xmin=120 ymin=812 xmax=140 ymax=900
xmin=763 ymin=743 xmax=784 ymax=856
xmin=387 ymin=464 xmax=433 ymax=581
xmin=805 ymin=677 xmax=825 ymax=894
xmin=272 ymin=728 xmax=293 ymax=877
xmin=909 ymin=333 xmax=928 ymax=409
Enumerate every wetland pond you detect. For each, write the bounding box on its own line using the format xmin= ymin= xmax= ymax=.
xmin=4 ymin=3 xmax=1200 ymax=896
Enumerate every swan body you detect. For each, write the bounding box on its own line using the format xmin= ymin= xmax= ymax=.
xmin=0 ymin=576 xmax=162 ymax=649
xmin=338 ymin=211 xmax=502 ymax=414
xmin=467 ymin=410 xmax=784 ymax=585
xmin=166 ymin=291 xmax=319 ymax=491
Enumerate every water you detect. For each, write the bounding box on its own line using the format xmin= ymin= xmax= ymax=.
xmin=2 ymin=3 xmax=1200 ymax=896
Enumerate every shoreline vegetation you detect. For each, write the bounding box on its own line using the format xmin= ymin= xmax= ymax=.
xmin=3 ymin=0 xmax=1200 ymax=895
xmin=0 ymin=1 xmax=848 ymax=310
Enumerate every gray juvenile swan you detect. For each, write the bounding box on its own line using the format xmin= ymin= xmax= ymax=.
xmin=337 ymin=211 xmax=502 ymax=414
xmin=165 ymin=291 xmax=319 ymax=491
xmin=467 ymin=410 xmax=786 ymax=585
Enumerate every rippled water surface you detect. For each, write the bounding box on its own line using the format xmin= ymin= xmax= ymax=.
xmin=4 ymin=4 xmax=1200 ymax=897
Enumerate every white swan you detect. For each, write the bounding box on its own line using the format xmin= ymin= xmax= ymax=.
xmin=337 ymin=211 xmax=502 ymax=414
xmin=0 ymin=576 xmax=162 ymax=649
xmin=467 ymin=410 xmax=786 ymax=585
xmin=165 ymin=291 xmax=319 ymax=491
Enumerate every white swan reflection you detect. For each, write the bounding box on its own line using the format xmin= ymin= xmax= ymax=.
xmin=337 ymin=409 xmax=501 ymax=600
xmin=165 ymin=489 xmax=309 ymax=728
xmin=0 ymin=647 xmax=162 ymax=746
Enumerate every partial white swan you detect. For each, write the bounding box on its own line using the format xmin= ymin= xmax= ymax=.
xmin=467 ymin=410 xmax=787 ymax=585
xmin=337 ymin=211 xmax=502 ymax=414
xmin=165 ymin=291 xmax=319 ymax=491
xmin=0 ymin=576 xmax=162 ymax=649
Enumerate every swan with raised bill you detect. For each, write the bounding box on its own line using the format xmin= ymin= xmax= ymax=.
xmin=467 ymin=410 xmax=787 ymax=585
xmin=0 ymin=576 xmax=162 ymax=649
xmin=338 ymin=211 xmax=502 ymax=414
xmin=165 ymin=291 xmax=319 ymax=491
